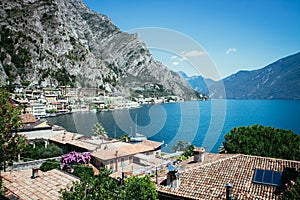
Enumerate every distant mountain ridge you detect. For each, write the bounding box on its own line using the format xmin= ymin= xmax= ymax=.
xmin=178 ymin=71 xmax=215 ymax=95
xmin=0 ymin=0 xmax=195 ymax=99
xmin=180 ymin=52 xmax=300 ymax=99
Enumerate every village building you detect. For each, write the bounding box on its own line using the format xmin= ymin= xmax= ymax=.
xmin=25 ymin=103 xmax=46 ymax=117
xmin=49 ymin=132 xmax=100 ymax=153
xmin=91 ymin=140 xmax=162 ymax=173
xmin=1 ymin=168 xmax=79 ymax=200
xmin=18 ymin=114 xmax=63 ymax=148
xmin=44 ymin=94 xmax=58 ymax=103
xmin=156 ymin=152 xmax=300 ymax=200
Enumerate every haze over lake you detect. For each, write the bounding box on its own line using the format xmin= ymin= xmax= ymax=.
xmin=46 ymin=99 xmax=300 ymax=153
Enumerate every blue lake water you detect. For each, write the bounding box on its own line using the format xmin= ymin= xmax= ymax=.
xmin=46 ymin=99 xmax=300 ymax=153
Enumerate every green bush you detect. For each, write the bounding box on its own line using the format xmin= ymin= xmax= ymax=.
xmin=38 ymin=144 xmax=63 ymax=159
xmin=72 ymin=164 xmax=94 ymax=180
xmin=280 ymin=176 xmax=300 ymax=199
xmin=21 ymin=143 xmax=62 ymax=160
xmin=40 ymin=159 xmax=61 ymax=172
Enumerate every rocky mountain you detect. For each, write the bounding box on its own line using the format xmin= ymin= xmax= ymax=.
xmin=181 ymin=52 xmax=300 ymax=99
xmin=178 ymin=71 xmax=215 ymax=95
xmin=0 ymin=0 xmax=195 ymax=99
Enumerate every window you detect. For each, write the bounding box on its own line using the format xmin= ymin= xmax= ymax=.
xmin=253 ymin=168 xmax=282 ymax=186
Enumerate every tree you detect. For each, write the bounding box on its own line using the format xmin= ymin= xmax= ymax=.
xmin=123 ymin=175 xmax=158 ymax=200
xmin=220 ymin=124 xmax=300 ymax=161
xmin=172 ymin=140 xmax=195 ymax=158
xmin=92 ymin=122 xmax=108 ymax=143
xmin=0 ymin=87 xmax=27 ymax=171
xmin=172 ymin=140 xmax=185 ymax=152
xmin=118 ymin=134 xmax=131 ymax=143
xmin=182 ymin=142 xmax=195 ymax=158
xmin=61 ymin=168 xmax=121 ymax=200
xmin=60 ymin=168 xmax=158 ymax=200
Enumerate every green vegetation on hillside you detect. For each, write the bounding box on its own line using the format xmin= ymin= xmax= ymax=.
xmin=219 ymin=124 xmax=300 ymax=161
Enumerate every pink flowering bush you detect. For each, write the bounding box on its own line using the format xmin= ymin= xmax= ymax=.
xmin=280 ymin=178 xmax=300 ymax=199
xmin=60 ymin=151 xmax=91 ymax=172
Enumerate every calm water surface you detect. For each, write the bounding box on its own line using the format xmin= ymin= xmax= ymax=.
xmin=46 ymin=100 xmax=300 ymax=153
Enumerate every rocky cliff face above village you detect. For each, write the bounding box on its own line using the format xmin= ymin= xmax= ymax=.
xmin=0 ymin=0 xmax=195 ymax=98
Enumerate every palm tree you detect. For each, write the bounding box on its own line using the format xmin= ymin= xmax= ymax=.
xmin=92 ymin=123 xmax=108 ymax=145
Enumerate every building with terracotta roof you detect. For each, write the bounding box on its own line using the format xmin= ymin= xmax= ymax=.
xmin=156 ymin=153 xmax=300 ymax=200
xmin=19 ymin=113 xmax=37 ymax=124
xmin=49 ymin=132 xmax=100 ymax=153
xmin=2 ymin=168 xmax=79 ymax=200
xmin=18 ymin=114 xmax=58 ymax=149
xmin=91 ymin=139 xmax=162 ymax=172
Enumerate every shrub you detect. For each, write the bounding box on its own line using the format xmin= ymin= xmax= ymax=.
xmin=38 ymin=144 xmax=62 ymax=159
xmin=73 ymin=164 xmax=94 ymax=180
xmin=40 ymin=159 xmax=60 ymax=172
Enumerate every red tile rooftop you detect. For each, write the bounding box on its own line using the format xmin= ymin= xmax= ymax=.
xmin=2 ymin=169 xmax=79 ymax=200
xmin=156 ymin=154 xmax=300 ymax=200
xmin=49 ymin=132 xmax=99 ymax=151
xmin=19 ymin=113 xmax=37 ymax=124
xmin=92 ymin=140 xmax=161 ymax=161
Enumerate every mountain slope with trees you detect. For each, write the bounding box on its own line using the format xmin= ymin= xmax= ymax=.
xmin=181 ymin=52 xmax=300 ymax=99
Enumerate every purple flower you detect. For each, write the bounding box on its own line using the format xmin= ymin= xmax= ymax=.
xmin=60 ymin=151 xmax=91 ymax=171
xmin=290 ymin=180 xmax=295 ymax=185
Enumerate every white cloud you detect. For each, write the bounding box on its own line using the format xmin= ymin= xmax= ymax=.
xmin=182 ymin=50 xmax=206 ymax=57
xmin=226 ymin=48 xmax=237 ymax=54
xmin=179 ymin=56 xmax=188 ymax=61
xmin=172 ymin=62 xmax=179 ymax=66
xmin=171 ymin=55 xmax=177 ymax=59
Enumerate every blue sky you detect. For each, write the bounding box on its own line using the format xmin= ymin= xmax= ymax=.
xmin=83 ymin=0 xmax=300 ymax=79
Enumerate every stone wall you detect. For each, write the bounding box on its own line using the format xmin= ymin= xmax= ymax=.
xmin=6 ymin=156 xmax=61 ymax=171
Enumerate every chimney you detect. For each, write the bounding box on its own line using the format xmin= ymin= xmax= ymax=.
xmin=31 ymin=167 xmax=39 ymax=179
xmin=166 ymin=165 xmax=180 ymax=189
xmin=226 ymin=183 xmax=233 ymax=200
xmin=193 ymin=147 xmax=205 ymax=162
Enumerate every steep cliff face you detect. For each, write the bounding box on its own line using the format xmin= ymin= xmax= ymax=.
xmin=0 ymin=0 xmax=194 ymax=98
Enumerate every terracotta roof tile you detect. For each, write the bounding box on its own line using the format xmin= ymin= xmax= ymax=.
xmin=2 ymin=169 xmax=79 ymax=200
xmin=19 ymin=114 xmax=37 ymax=124
xmin=49 ymin=132 xmax=98 ymax=151
xmin=156 ymin=154 xmax=300 ymax=200
xmin=140 ymin=140 xmax=162 ymax=149
xmin=92 ymin=142 xmax=158 ymax=161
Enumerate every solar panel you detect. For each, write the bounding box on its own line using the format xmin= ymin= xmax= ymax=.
xmin=253 ymin=169 xmax=282 ymax=186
